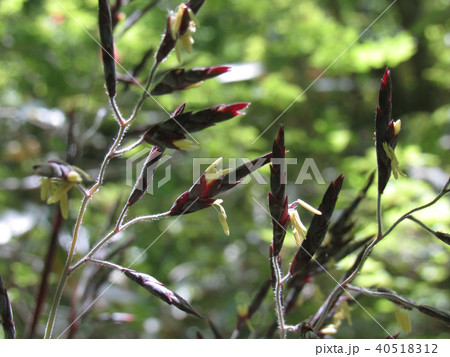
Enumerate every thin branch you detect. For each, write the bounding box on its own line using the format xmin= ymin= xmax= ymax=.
xmin=406 ymin=215 xmax=437 ymax=236
xmin=272 ymin=255 xmax=286 ymax=339
xmin=126 ymin=62 xmax=160 ymax=126
xmin=112 ymin=136 xmax=144 ymax=157
xmin=346 ymin=285 xmax=450 ymax=326
xmin=311 ymin=179 xmax=450 ymax=332
xmin=70 ymin=211 xmax=171 ymax=272
xmin=379 ymin=178 xmax=449 ymax=243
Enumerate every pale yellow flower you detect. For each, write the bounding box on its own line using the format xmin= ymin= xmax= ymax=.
xmin=383 ymin=142 xmax=407 ymax=179
xmin=204 ymin=157 xmax=232 ymax=184
xmin=395 ymin=307 xmax=412 ymax=334
xmin=213 ymin=199 xmax=230 ymax=236
xmin=393 ymin=119 xmax=401 ymax=136
xmin=288 ymin=199 xmax=322 ymax=246
xmin=172 ymin=138 xmax=199 ymax=150
xmin=168 ymin=3 xmax=198 ymax=62
xmin=40 ymin=178 xmax=75 ymax=219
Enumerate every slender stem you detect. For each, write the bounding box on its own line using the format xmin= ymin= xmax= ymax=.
xmin=345 ymin=285 xmax=416 ymax=309
xmin=114 ymin=204 xmax=129 ymax=231
xmin=70 ymin=211 xmax=171 ymax=272
xmin=380 ymin=185 xmax=449 ymax=242
xmin=272 ymin=255 xmax=286 ymax=339
xmin=112 ymin=137 xmax=144 ymax=157
xmin=126 ymin=62 xmax=160 ymax=126
xmin=406 ymin=215 xmax=437 ymax=236
xmin=110 ymin=97 xmax=124 ymax=126
xmin=88 ymin=258 xmax=124 ymax=271
xmin=44 ymin=195 xmax=90 ymax=339
xmin=376 ymin=193 xmax=382 ymax=240
xmin=88 ymin=124 xmax=127 ymax=197
xmin=119 ymin=211 xmax=171 ymax=231
xmin=279 ymin=273 xmax=292 ymax=286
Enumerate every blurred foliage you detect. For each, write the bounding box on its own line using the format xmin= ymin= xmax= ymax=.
xmin=0 ymin=0 xmax=449 ymax=338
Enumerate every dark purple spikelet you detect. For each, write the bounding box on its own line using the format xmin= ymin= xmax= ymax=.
xmin=269 ymin=126 xmax=288 ymax=256
xmin=375 ymin=67 xmax=401 ymax=194
xmin=156 ymin=16 xmax=177 ymax=63
xmin=142 ymin=102 xmax=250 ymax=149
xmin=122 ymin=268 xmax=202 ymax=319
xmin=290 ymin=174 xmax=344 ymax=276
xmin=151 ymin=66 xmax=230 ymax=95
xmin=98 ymin=0 xmax=116 ymax=98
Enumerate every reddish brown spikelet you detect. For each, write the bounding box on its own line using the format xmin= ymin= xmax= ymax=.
xmin=151 ymin=66 xmax=231 ymax=95
xmin=142 ymin=102 xmax=250 ymax=149
xmin=156 ymin=16 xmax=177 ymax=63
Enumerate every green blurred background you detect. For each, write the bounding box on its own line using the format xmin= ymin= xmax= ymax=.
xmin=0 ymin=0 xmax=449 ymax=338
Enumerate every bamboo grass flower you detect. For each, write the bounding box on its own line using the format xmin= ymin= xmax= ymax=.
xmin=156 ymin=2 xmax=204 ymax=63
xmin=33 ymin=160 xmax=90 ymax=219
xmin=289 ymin=175 xmax=344 ymax=277
xmin=169 ymin=3 xmax=198 ymax=62
xmin=288 ymin=199 xmax=322 ymax=246
xmin=213 ymin=199 xmax=230 ymax=236
xmin=204 ymin=157 xmax=233 ymax=183
xmin=375 ymin=68 xmax=405 ymax=193
xmin=169 ymin=153 xmax=273 ymax=235
xmin=395 ymin=307 xmax=412 ymax=334
xmin=383 ymin=142 xmax=406 ymax=179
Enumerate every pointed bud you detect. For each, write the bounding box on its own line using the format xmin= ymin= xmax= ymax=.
xmin=122 ymin=268 xmax=202 ymax=319
xmin=151 ymin=66 xmax=230 ymax=95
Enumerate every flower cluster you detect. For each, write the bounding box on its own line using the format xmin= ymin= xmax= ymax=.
xmin=156 ymin=1 xmax=205 ymax=63
xmin=169 ymin=154 xmax=273 ymax=235
xmin=33 ymin=161 xmax=89 ymax=219
xmin=289 ymin=175 xmax=344 ymax=277
xmin=268 ymin=126 xmax=322 ymax=256
xmin=375 ymin=67 xmax=405 ymax=194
